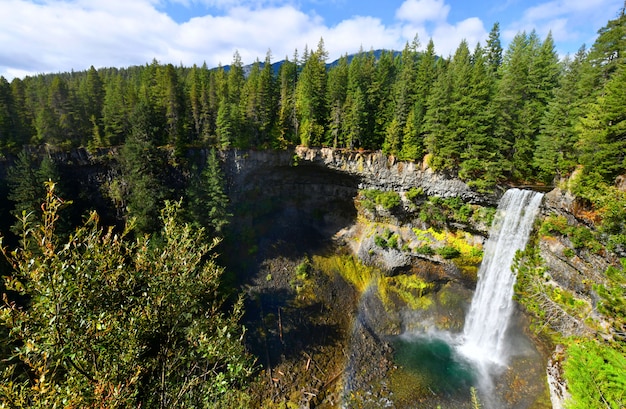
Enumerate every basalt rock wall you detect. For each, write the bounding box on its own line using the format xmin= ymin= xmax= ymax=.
xmin=293 ymin=147 xmax=499 ymax=205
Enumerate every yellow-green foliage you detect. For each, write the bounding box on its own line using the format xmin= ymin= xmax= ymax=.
xmin=312 ymin=255 xmax=433 ymax=311
xmin=412 ymin=228 xmax=483 ymax=263
xmin=313 ymin=254 xmax=380 ymax=293
xmin=547 ymin=286 xmax=591 ymax=319
xmin=378 ymin=274 xmax=433 ymax=310
xmin=411 ymin=228 xmax=482 ymax=281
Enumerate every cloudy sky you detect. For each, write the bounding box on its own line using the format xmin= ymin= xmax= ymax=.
xmin=0 ymin=0 xmax=622 ymax=79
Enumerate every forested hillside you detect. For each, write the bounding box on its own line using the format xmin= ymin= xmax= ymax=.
xmin=0 ymin=10 xmax=624 ymax=193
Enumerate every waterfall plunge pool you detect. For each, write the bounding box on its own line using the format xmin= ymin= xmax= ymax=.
xmin=393 ymin=333 xmax=476 ymax=399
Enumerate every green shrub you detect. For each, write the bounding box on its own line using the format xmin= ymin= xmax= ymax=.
xmin=563 ymin=340 xmax=626 ymax=409
xmin=436 ymin=246 xmax=461 ymax=259
xmin=377 ymin=191 xmax=401 ymax=210
xmin=361 ymin=189 xmax=401 ymax=211
xmin=540 ymin=215 xmax=570 ymax=237
xmin=0 ymin=183 xmax=254 ymax=408
xmin=387 ymin=234 xmax=399 ymax=249
xmin=405 ymin=187 xmax=424 ymax=203
xmin=374 ymin=235 xmax=389 ymax=249
xmin=419 ymin=199 xmax=447 ymax=225
xmin=415 ymin=245 xmax=435 ymax=256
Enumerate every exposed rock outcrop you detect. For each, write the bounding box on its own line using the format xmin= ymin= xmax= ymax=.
xmin=294 ymin=147 xmax=498 ymax=205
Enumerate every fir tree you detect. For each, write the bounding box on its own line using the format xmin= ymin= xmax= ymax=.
xmin=120 ymin=99 xmax=167 ymax=234
xmin=185 ymin=149 xmax=231 ymax=236
xmin=534 ymin=47 xmax=586 ymax=182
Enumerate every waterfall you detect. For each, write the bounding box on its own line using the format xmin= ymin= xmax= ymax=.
xmin=459 ymin=188 xmax=543 ymax=367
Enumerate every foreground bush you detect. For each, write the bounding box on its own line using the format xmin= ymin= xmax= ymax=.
xmin=0 ymin=183 xmax=253 ymax=408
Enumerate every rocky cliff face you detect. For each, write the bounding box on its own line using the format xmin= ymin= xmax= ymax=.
xmin=294 ymin=146 xmax=499 ymax=205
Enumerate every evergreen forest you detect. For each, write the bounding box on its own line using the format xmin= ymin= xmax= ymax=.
xmin=0 ymin=4 xmax=625 ymax=409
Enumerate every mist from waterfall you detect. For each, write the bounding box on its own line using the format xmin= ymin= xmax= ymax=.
xmin=459 ymin=188 xmax=544 ymax=368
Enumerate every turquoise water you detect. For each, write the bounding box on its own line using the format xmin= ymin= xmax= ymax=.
xmin=393 ymin=336 xmax=476 ymax=396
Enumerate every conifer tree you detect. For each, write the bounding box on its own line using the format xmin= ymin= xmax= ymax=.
xmin=7 ymin=151 xmax=62 ymax=236
xmin=0 ymin=77 xmax=15 ymax=150
xmin=327 ymin=54 xmax=349 ymax=147
xmin=486 ymin=22 xmax=503 ymax=76
xmin=258 ymin=51 xmax=278 ymax=147
xmin=240 ymin=59 xmax=261 ymax=148
xmin=577 ymin=60 xmax=626 ymax=183
xmin=186 ymin=64 xmax=212 ymax=144
xmin=120 ymin=99 xmax=167 ymax=234
xmin=459 ymin=44 xmax=499 ymax=190
xmin=369 ymin=50 xmax=397 ymax=149
xmin=534 ymin=47 xmax=586 ymax=182
xmin=277 ymin=53 xmax=298 ymax=147
xmin=492 ymin=32 xmax=534 ymax=179
xmin=384 ymin=38 xmax=419 ymax=156
xmin=217 ymin=99 xmax=234 ymax=149
xmin=185 ymin=149 xmax=231 ymax=236
xmin=424 ymin=61 xmax=453 ymax=170
xmin=295 ymin=38 xmax=328 ymax=146
xmin=227 ymin=52 xmax=245 ymax=147
xmin=80 ymin=66 xmax=105 ymax=145
xmin=344 ymin=85 xmax=367 ymax=149
xmin=401 ymin=39 xmax=437 ymax=162
xmin=9 ymin=77 xmax=34 ymax=147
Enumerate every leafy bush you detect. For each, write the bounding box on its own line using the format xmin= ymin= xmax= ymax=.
xmin=540 ymin=215 xmax=603 ymax=253
xmin=0 ymin=183 xmax=254 ymax=408
xmin=361 ymin=189 xmax=401 ymax=210
xmin=540 ymin=215 xmax=570 ymax=236
xmin=405 ymin=187 xmax=424 ymax=203
xmin=419 ymin=197 xmax=447 ymax=225
xmin=436 ymin=246 xmax=461 ymax=259
xmin=415 ymin=244 xmax=435 ymax=256
xmin=387 ymin=233 xmax=399 ymax=249
xmin=594 ymin=258 xmax=626 ymax=337
xmin=376 ymin=191 xmax=401 ymax=210
xmin=375 ymin=234 xmax=389 ymax=248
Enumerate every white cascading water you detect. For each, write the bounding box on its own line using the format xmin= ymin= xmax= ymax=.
xmin=459 ymin=188 xmax=544 ymax=368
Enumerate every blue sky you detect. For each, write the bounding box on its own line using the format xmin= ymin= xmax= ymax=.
xmin=0 ymin=0 xmax=622 ymax=79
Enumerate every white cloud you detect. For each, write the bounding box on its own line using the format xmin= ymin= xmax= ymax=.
xmin=0 ymin=0 xmax=177 ymax=76
xmin=323 ymin=16 xmax=403 ymax=57
xmin=395 ymin=0 xmax=450 ymax=24
xmin=431 ymin=17 xmax=488 ymax=57
xmin=503 ymin=0 xmax=622 ymax=48
xmin=0 ymin=0 xmax=406 ymax=78
xmin=4 ymin=0 xmax=608 ymax=80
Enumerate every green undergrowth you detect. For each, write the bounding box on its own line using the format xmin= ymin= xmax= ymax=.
xmin=290 ymin=257 xmax=316 ymax=306
xmin=313 ymin=254 xmax=379 ymax=294
xmin=514 ymin=242 xmax=596 ymax=342
xmin=405 ymin=194 xmax=496 ymax=229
